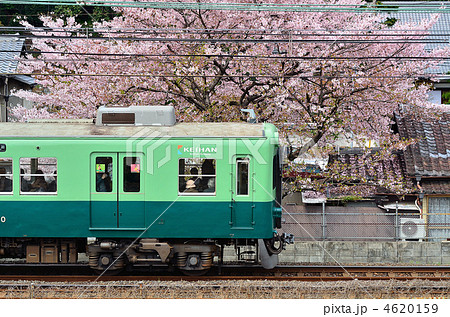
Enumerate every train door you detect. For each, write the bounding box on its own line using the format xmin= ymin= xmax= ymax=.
xmin=90 ymin=153 xmax=145 ymax=229
xmin=230 ymin=155 xmax=254 ymax=229
xmin=118 ymin=153 xmax=145 ymax=228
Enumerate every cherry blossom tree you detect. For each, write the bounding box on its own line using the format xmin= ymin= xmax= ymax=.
xmin=12 ymin=0 xmax=448 ymax=195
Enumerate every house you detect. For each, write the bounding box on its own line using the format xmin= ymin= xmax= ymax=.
xmin=0 ymin=36 xmax=35 ymax=122
xmin=282 ymin=7 xmax=450 ymax=240
xmin=395 ymin=111 xmax=450 ymax=241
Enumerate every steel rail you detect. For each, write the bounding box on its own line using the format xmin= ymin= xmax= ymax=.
xmin=0 ymin=265 xmax=450 ymax=281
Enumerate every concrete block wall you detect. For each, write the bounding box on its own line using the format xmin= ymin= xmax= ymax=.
xmin=277 ymin=241 xmax=450 ymax=265
xmin=221 ymin=241 xmax=450 ymax=265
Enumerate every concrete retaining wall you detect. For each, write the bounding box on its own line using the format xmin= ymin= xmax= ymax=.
xmin=277 ymin=241 xmax=450 ymax=265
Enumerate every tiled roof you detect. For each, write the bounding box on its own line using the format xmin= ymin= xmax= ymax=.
xmin=326 ymin=149 xmax=414 ymax=196
xmin=421 ymin=179 xmax=450 ymax=195
xmin=327 ymin=148 xmax=450 ymax=195
xmin=11 ymin=74 xmax=35 ymax=86
xmin=0 ymin=36 xmax=35 ymax=85
xmin=328 ymin=149 xmax=407 ymax=182
xmin=0 ymin=36 xmax=24 ymax=74
xmin=396 ymin=112 xmax=450 ymax=177
xmin=385 ymin=11 xmax=450 ymax=75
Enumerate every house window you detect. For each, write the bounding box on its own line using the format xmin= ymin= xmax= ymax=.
xmin=0 ymin=158 xmax=13 ymax=194
xmin=20 ymin=157 xmax=57 ymax=194
xmin=178 ymin=158 xmax=216 ymax=195
xmin=442 ymin=89 xmax=450 ymax=104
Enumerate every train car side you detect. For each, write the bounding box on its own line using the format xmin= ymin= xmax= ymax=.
xmin=0 ymin=120 xmax=286 ymax=273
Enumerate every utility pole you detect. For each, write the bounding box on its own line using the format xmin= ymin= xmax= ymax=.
xmin=1 ymin=76 xmax=9 ymax=122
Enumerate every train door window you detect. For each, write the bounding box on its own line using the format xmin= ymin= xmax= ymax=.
xmin=20 ymin=157 xmax=57 ymax=194
xmin=236 ymin=158 xmax=249 ymax=196
xmin=0 ymin=158 xmax=13 ymax=194
xmin=123 ymin=156 xmax=140 ymax=192
xmin=178 ymin=158 xmax=216 ymax=195
xmin=95 ymin=157 xmax=113 ymax=192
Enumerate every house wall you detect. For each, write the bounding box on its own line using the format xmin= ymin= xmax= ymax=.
xmin=0 ymin=79 xmax=33 ymax=121
xmin=281 ymin=195 xmax=426 ymax=241
xmin=282 ymin=203 xmax=400 ymax=241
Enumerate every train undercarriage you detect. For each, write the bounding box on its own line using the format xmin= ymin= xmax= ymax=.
xmin=87 ymin=238 xmax=218 ymax=275
xmin=0 ymin=234 xmax=292 ymax=275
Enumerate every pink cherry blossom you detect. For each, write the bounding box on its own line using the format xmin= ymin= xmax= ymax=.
xmin=11 ymin=0 xmax=448 ymax=195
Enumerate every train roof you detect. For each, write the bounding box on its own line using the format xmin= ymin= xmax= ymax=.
xmin=0 ymin=121 xmax=271 ymax=138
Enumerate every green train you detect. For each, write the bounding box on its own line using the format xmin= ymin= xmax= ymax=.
xmin=0 ymin=106 xmax=291 ymax=274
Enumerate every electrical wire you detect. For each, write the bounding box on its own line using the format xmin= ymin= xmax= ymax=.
xmin=1 ymin=33 xmax=448 ymax=44
xmin=3 ymin=57 xmax=450 ymax=62
xmin=1 ymin=0 xmax=450 ymax=13
xmin=3 ymin=26 xmax=450 ymax=36
xmin=4 ymin=49 xmax=450 ymax=59
xmin=2 ymin=27 xmax=448 ymax=45
xmin=0 ymin=72 xmax=441 ymax=79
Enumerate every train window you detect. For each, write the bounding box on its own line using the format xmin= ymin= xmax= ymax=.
xmin=95 ymin=157 xmax=113 ymax=192
xmin=0 ymin=158 xmax=13 ymax=194
xmin=20 ymin=157 xmax=57 ymax=194
xmin=236 ymin=158 xmax=249 ymax=196
xmin=123 ymin=156 xmax=140 ymax=192
xmin=178 ymin=158 xmax=216 ymax=195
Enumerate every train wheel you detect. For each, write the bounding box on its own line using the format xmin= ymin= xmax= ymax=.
xmin=89 ymin=251 xmax=126 ymax=275
xmin=176 ymin=251 xmax=213 ymax=276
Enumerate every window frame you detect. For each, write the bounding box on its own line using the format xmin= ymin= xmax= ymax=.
xmin=19 ymin=157 xmax=58 ymax=195
xmin=441 ymin=88 xmax=450 ymax=105
xmin=122 ymin=156 xmax=141 ymax=193
xmin=95 ymin=156 xmax=114 ymax=193
xmin=178 ymin=158 xmax=216 ymax=196
xmin=236 ymin=157 xmax=250 ymax=196
xmin=0 ymin=158 xmax=13 ymax=195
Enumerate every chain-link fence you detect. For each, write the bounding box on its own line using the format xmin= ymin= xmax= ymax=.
xmin=281 ymin=208 xmax=450 ymax=242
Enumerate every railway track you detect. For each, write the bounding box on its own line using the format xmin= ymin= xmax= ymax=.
xmin=1 ymin=266 xmax=450 ymax=298
xmin=0 ymin=265 xmax=450 ymax=281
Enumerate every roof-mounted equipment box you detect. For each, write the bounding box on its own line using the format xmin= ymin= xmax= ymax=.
xmin=96 ymin=106 xmax=176 ymax=126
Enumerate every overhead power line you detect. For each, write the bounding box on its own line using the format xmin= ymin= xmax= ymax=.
xmin=0 ymin=72 xmax=440 ymax=80
xmin=2 ymin=26 xmax=449 ymax=36
xmin=1 ymin=0 xmax=450 ymax=13
xmin=1 ymin=33 xmax=448 ymax=44
xmin=2 ymin=27 xmax=449 ymax=46
xmin=1 ymin=50 xmax=449 ymax=61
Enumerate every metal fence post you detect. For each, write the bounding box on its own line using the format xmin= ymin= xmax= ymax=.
xmin=29 ymin=282 xmax=34 ymax=299
xmin=322 ymin=201 xmax=327 ymax=240
xmin=139 ymin=281 xmax=144 ymax=299
xmin=395 ymin=201 xmax=399 ymax=241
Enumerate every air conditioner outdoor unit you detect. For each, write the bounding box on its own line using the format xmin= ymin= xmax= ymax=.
xmin=400 ymin=218 xmax=426 ymax=240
